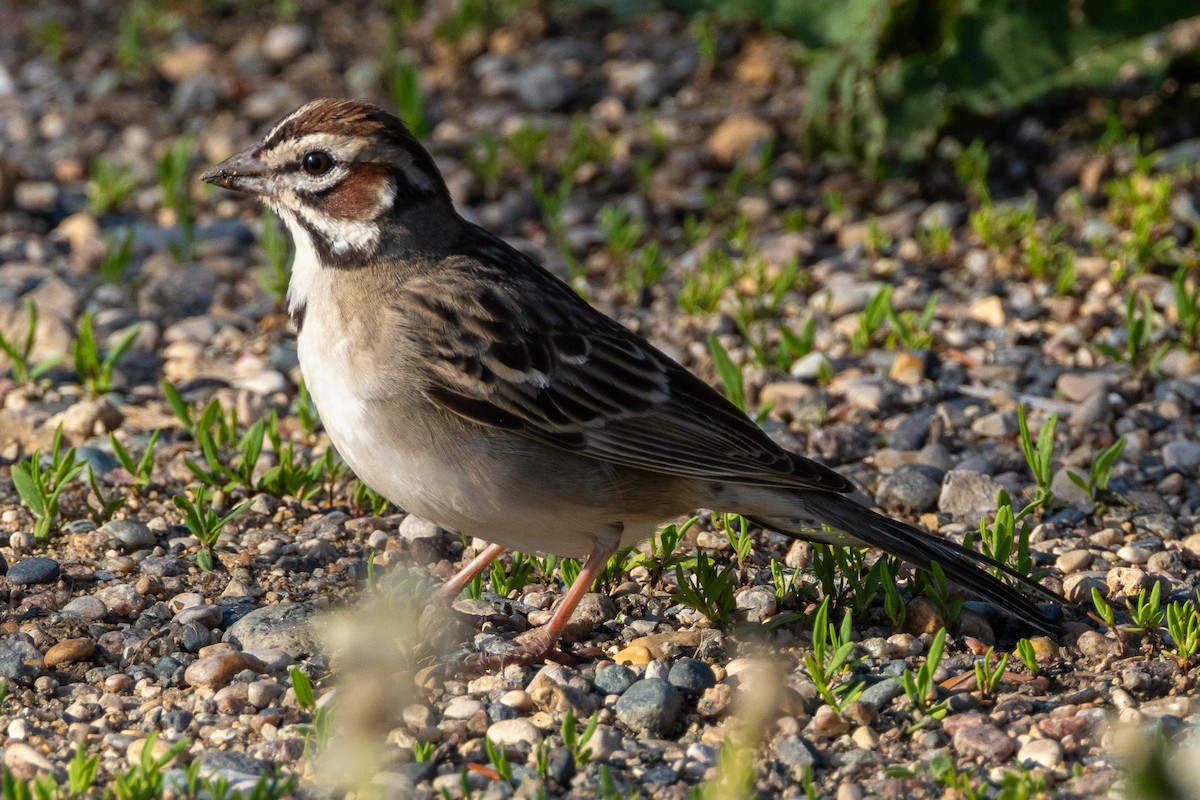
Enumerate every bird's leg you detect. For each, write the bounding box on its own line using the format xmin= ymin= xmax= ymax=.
xmin=463 ymin=533 xmax=619 ymax=672
xmin=437 ymin=542 xmax=505 ymax=599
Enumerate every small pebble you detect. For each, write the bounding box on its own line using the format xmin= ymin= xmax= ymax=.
xmin=486 ymin=718 xmax=540 ymax=748
xmin=594 ymin=664 xmax=637 ymax=696
xmin=614 ymin=679 xmax=682 ymax=736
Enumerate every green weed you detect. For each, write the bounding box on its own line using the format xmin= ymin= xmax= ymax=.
xmin=0 ymin=300 xmax=62 ymax=384
xmin=72 ymin=310 xmax=140 ymax=394
xmin=157 ymin=135 xmax=196 ymax=260
xmin=173 ymin=485 xmax=253 ymax=571
xmin=89 ymin=157 xmax=137 ymax=215
xmin=803 ymin=597 xmax=864 ymax=711
xmin=672 ymin=551 xmax=737 ymax=623
xmin=11 ymin=426 xmax=86 ymax=539
xmin=901 ymin=627 xmax=948 ymax=722
xmin=1166 ymin=599 xmax=1200 ymax=661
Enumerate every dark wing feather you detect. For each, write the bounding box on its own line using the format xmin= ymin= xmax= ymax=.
xmin=396 ymin=234 xmax=852 ymax=494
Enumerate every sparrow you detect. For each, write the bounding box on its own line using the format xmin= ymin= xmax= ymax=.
xmin=202 ymin=98 xmax=1064 ymax=667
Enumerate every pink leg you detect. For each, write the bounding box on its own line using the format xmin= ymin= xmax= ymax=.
xmin=438 ymin=542 xmax=505 ymax=599
xmin=464 ymin=534 xmax=619 ymax=672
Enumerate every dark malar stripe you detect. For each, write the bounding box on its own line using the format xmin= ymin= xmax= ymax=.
xmin=291 ymin=215 xmax=371 ymax=270
xmin=291 ymin=301 xmax=307 ymax=333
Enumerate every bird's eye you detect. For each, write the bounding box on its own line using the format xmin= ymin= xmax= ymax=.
xmin=301 ymin=151 xmax=334 ymax=176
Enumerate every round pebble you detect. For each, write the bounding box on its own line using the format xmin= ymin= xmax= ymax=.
xmin=6 ymin=557 xmax=61 ymax=585
xmin=184 ymin=651 xmax=256 ymax=689
xmin=594 ymin=664 xmax=636 ymax=695
xmin=223 ymin=602 xmax=317 ymax=658
xmin=44 ymin=638 xmax=96 ymax=666
xmin=667 ymin=658 xmax=715 ymax=695
xmin=614 ymin=678 xmax=682 ymax=736
xmin=486 ymin=718 xmax=539 ymax=747
xmin=100 ymin=519 xmax=157 ymax=552
xmin=61 ymin=595 xmax=108 ymax=620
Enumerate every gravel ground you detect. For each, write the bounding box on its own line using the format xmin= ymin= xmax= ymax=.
xmin=2 ymin=2 xmax=1200 ymax=798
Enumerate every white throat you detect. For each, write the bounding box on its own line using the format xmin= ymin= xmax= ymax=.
xmin=276 ymin=208 xmax=324 ymax=318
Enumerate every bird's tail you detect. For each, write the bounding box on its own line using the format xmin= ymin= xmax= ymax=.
xmin=747 ymin=492 xmax=1065 ymax=635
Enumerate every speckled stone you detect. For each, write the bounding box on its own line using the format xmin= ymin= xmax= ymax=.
xmin=614 ymin=678 xmax=682 ymax=736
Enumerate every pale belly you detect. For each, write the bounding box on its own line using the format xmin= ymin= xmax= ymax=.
xmin=297 ymin=325 xmax=664 ymax=557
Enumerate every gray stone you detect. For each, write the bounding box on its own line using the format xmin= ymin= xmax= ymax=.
xmin=667 ymin=658 xmax=715 ymax=695
xmin=917 ymin=443 xmax=955 ymax=472
xmin=174 ymin=604 xmax=223 ymax=627
xmin=223 ymin=602 xmax=318 ymax=658
xmin=561 ymin=593 xmax=616 ymax=641
xmin=859 ymin=677 xmax=904 ymax=710
xmin=589 ymin=725 xmax=623 ymax=761
xmin=775 ymin=735 xmax=818 ymax=769
xmin=734 ymin=584 xmax=777 ymax=622
xmin=1056 ymin=371 xmax=1118 ymax=402
xmin=938 ymin=470 xmax=1003 ymax=519
xmin=613 ymin=678 xmax=682 ymax=736
xmin=101 ymin=519 xmax=157 ymax=552
xmin=1051 ymin=467 xmax=1095 ymax=513
xmin=1163 ymin=441 xmax=1200 ymax=474
xmin=876 ymin=465 xmax=940 ymax=513
xmin=398 ymin=515 xmax=442 ymax=543
xmin=74 ymin=447 xmax=121 ymax=475
xmin=594 ymin=664 xmax=636 ymax=696
xmin=951 ymin=721 xmax=1015 ymax=761
xmin=886 ymin=409 xmax=934 ymax=451
xmin=6 ymin=556 xmax=60 ymax=585
xmin=139 ymin=261 xmax=215 ymax=318
xmin=486 ymin=718 xmax=540 ymax=748
xmin=261 ymin=24 xmax=310 ymax=64
xmin=971 ymin=411 xmax=1017 ymax=438
xmin=1055 ymin=549 xmax=1093 ymax=574
xmin=0 ymin=639 xmax=37 ymax=680
xmin=513 ymin=64 xmax=577 ymax=111
xmin=140 ymin=555 xmax=186 ymax=577
xmin=198 ymin=751 xmax=273 ymax=782
xmin=61 ymin=595 xmax=108 ymax=620
xmin=1069 ymin=391 xmax=1111 ymax=427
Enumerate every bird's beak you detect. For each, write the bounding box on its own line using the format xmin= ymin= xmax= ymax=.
xmin=201 ymin=147 xmax=270 ymax=196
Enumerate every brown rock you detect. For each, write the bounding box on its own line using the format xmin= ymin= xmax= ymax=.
xmin=1038 ymin=715 xmax=1092 ymax=742
xmin=809 ymin=706 xmax=850 ymax=738
xmin=1028 ymin=636 xmax=1060 ymax=662
xmin=157 ymin=43 xmax=216 ymax=81
xmin=889 ymin=351 xmax=926 ymax=385
xmin=621 ymin=630 xmax=703 ymax=660
xmin=56 ymin=213 xmax=105 ymax=272
xmin=734 ymin=37 xmax=783 ymax=85
xmin=184 ymin=651 xmax=255 ymax=689
xmin=44 ymin=638 xmax=96 ymax=666
xmin=968 ymin=295 xmax=1006 ymax=328
xmin=706 ymin=114 xmax=774 ymax=164
xmin=1062 ymin=572 xmax=1106 ymax=603
xmin=903 ymin=597 xmax=945 ymax=636
xmin=613 ymin=644 xmax=651 ymax=665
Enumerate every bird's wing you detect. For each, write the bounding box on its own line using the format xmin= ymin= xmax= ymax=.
xmin=393 ymin=243 xmax=852 ymax=494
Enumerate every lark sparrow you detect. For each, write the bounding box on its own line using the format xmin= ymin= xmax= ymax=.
xmin=202 ymin=99 xmax=1064 ymax=667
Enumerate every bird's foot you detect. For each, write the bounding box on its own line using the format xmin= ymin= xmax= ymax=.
xmin=459 ymin=635 xmax=584 ymax=675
